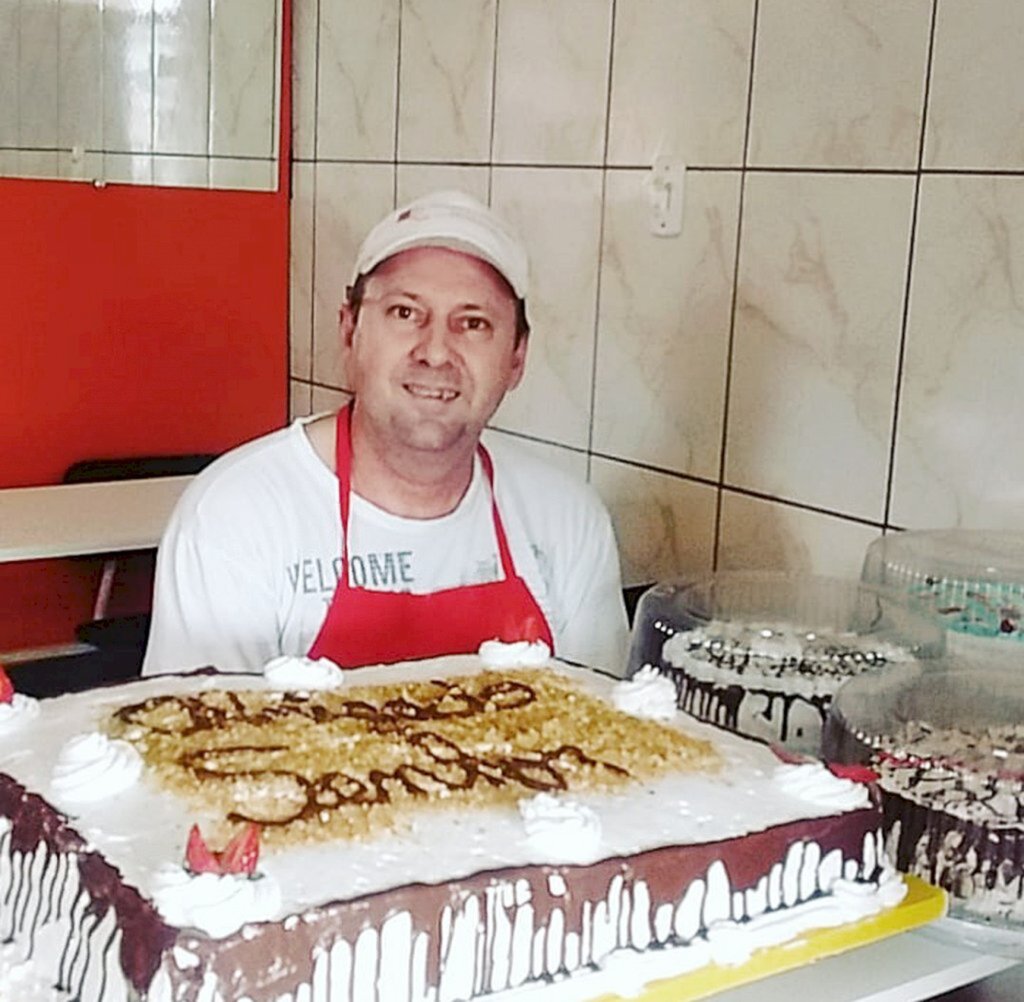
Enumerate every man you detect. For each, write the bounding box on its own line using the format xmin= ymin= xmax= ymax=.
xmin=143 ymin=191 xmax=628 ymax=676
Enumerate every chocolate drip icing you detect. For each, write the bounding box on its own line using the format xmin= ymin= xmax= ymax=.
xmin=0 ymin=776 xmax=176 ymax=994
xmin=666 ymin=666 xmax=830 ymax=744
xmin=882 ymin=790 xmax=1024 ymax=909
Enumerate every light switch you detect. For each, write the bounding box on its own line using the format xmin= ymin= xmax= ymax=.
xmin=648 ymin=157 xmax=685 ymax=237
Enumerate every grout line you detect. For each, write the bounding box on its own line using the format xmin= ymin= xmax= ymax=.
xmin=306 ymin=0 xmax=323 ymax=385
xmin=311 ymin=0 xmax=322 ymax=162
xmin=486 ymin=0 xmax=501 ymax=203
xmin=882 ymin=0 xmax=939 ymax=531
xmin=206 ymin=0 xmax=213 ymax=163
xmin=585 ymin=0 xmax=618 ymax=483
xmin=393 ymin=0 xmax=403 ymax=205
xmin=149 ymin=0 xmax=155 ymax=160
xmin=282 ymin=156 xmax=1024 ymax=178
xmin=712 ymin=0 xmax=760 ymax=572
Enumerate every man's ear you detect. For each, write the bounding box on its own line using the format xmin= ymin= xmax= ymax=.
xmin=339 ymin=302 xmax=357 ymax=350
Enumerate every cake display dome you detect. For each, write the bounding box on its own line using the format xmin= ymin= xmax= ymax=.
xmin=823 ymin=658 xmax=1024 ymax=939
xmin=862 ymin=530 xmax=1024 ymax=656
xmin=626 ymin=572 xmax=945 ymax=756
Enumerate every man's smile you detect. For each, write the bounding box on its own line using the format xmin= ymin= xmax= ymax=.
xmin=403 ymin=382 xmax=460 ymax=402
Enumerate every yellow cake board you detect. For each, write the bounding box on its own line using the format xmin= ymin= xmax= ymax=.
xmin=593 ymin=876 xmax=947 ymax=1002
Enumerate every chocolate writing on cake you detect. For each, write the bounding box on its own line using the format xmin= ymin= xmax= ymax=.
xmin=108 ymin=671 xmax=714 ymax=844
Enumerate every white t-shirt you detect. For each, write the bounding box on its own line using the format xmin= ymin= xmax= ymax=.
xmin=142 ymin=419 xmax=629 ymax=676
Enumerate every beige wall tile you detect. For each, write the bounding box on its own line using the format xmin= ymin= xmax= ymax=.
xmin=210 ymin=0 xmax=277 ymax=158
xmin=483 ymin=428 xmax=589 ymax=483
xmin=398 ymin=0 xmax=496 ymax=163
xmin=154 ymin=0 xmax=210 ymax=156
xmin=312 ymin=163 xmax=395 ymax=389
xmin=892 ymin=175 xmax=1024 ymax=531
xmin=727 ymin=172 xmax=914 ymax=521
xmin=289 ymin=379 xmax=312 ymax=421
xmin=0 ymin=4 xmax=16 ymax=147
xmin=593 ymin=169 xmax=740 ymax=478
xmin=58 ymin=148 xmax=103 ymax=183
xmin=103 ymin=152 xmax=152 ymax=184
xmin=152 ymin=155 xmax=209 ymax=187
xmin=317 ymin=0 xmax=398 ymax=160
xmin=490 ymin=167 xmax=603 ymax=449
xmin=291 ymin=0 xmax=320 ymax=160
xmin=492 ymin=0 xmax=612 ymax=165
xmin=18 ymin=0 xmax=58 ymax=148
xmin=718 ymin=491 xmax=879 ymax=579
xmin=608 ymin=0 xmax=753 ymax=167
xmin=310 ymin=384 xmax=352 ymax=415
xmin=290 ymin=162 xmax=315 ymax=381
xmin=208 ymin=158 xmax=276 ymax=190
xmin=102 ymin=0 xmax=153 ymax=153
xmin=58 ymin=0 xmax=102 ymax=152
xmin=749 ymin=0 xmax=930 ymax=168
xmin=396 ymin=164 xmax=490 ymax=205
xmin=925 ymin=2 xmax=1024 ymax=170
xmin=591 ymin=458 xmax=716 ymax=587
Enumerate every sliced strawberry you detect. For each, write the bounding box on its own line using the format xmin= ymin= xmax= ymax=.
xmin=184 ymin=824 xmax=221 ymax=874
xmin=219 ymin=823 xmax=261 ymax=876
xmin=827 ymin=762 xmax=879 ymax=785
xmin=0 ymin=665 xmax=13 ymax=705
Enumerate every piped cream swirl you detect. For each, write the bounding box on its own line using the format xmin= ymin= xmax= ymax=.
xmin=612 ymin=666 xmax=678 ymax=721
xmin=152 ymin=867 xmax=282 ymax=938
xmin=263 ymin=655 xmax=344 ymax=690
xmin=51 ymin=733 xmax=143 ymax=803
xmin=478 ymin=639 xmax=551 ymax=668
xmin=773 ymin=762 xmax=870 ymax=811
xmin=0 ymin=694 xmax=40 ymax=731
xmin=520 ymin=793 xmax=602 ymax=863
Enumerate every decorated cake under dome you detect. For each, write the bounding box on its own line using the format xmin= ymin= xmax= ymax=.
xmin=862 ymin=530 xmax=1024 ymax=656
xmin=823 ymin=657 xmax=1024 ymax=935
xmin=626 ymin=572 xmax=945 ymax=756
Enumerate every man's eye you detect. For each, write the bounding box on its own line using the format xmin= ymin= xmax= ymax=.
xmin=460 ymin=316 xmax=492 ymax=333
xmin=387 ymin=304 xmax=418 ymax=321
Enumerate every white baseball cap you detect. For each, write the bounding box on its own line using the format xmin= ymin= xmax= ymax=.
xmin=350 ymin=190 xmax=529 ymax=300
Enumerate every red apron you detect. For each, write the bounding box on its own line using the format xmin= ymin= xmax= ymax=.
xmin=308 ymin=406 xmax=554 ymax=668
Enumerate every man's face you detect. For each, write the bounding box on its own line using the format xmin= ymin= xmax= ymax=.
xmin=342 ymin=246 xmax=527 ymax=457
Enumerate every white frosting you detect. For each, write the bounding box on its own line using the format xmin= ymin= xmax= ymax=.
xmin=477 ymin=638 xmax=551 ymax=668
xmin=262 ymin=655 xmax=345 ymax=690
xmin=151 ymin=867 xmax=283 ymax=939
xmin=0 ymin=694 xmax=40 ymax=731
xmin=519 ymin=793 xmax=602 ymax=864
xmin=773 ymin=763 xmax=871 ymax=811
xmin=612 ymin=666 xmax=678 ymax=721
xmin=50 ymin=733 xmax=142 ymax=803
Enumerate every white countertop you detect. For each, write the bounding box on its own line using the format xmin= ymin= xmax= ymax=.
xmin=711 ymin=927 xmax=1020 ymax=1002
xmin=0 ymin=476 xmax=191 ymax=562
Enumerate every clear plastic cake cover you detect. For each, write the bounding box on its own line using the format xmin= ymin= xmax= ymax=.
xmin=823 ymin=657 xmax=1024 ymax=941
xmin=862 ymin=530 xmax=1024 ymax=648
xmin=626 ymin=572 xmax=945 ymax=756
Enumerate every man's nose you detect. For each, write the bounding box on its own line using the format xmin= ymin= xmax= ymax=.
xmin=410 ymin=316 xmax=453 ymax=366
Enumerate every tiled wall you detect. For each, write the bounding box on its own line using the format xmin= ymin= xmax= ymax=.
xmin=289 ymin=0 xmax=1024 ymax=588
xmin=0 ymin=0 xmax=282 ymax=190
